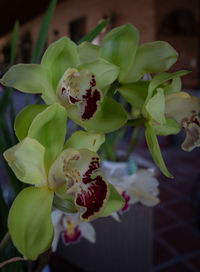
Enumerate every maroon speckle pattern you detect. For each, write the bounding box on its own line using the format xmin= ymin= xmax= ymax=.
xmin=121 ymin=191 xmax=130 ymax=213
xmin=69 ymin=96 xmax=79 ymax=104
xmin=82 ymin=156 xmax=100 ymax=184
xmin=76 ymin=175 xmax=108 ymax=220
xmin=62 ymin=87 xmax=66 ymax=95
xmin=62 ymin=226 xmax=81 ymax=245
xmin=81 ymin=88 xmax=101 ymax=120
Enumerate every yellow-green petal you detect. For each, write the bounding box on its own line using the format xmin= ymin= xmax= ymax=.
xmin=4 ymin=137 xmax=47 ymax=186
xmin=28 ymin=103 xmax=67 ymax=171
xmin=64 ymin=131 xmax=105 ymax=152
xmin=77 ymin=42 xmax=99 ymax=65
xmin=14 ymin=104 xmax=48 ymax=141
xmin=8 ymin=187 xmax=54 ymax=260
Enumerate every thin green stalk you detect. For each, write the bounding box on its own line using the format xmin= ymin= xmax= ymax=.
xmin=125 ymin=117 xmax=146 ymax=127
xmin=123 ymin=126 xmax=141 ymax=161
xmin=0 ymin=232 xmax=10 ymax=254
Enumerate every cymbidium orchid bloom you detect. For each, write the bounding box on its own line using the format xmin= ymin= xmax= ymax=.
xmin=3 ymin=103 xmax=125 ymax=260
xmin=51 ymin=210 xmax=95 ymax=251
xmin=165 ymin=91 xmax=200 ymax=152
xmin=0 ymin=36 xmax=128 ymax=133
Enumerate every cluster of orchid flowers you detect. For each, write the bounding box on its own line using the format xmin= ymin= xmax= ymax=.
xmin=1 ymin=23 xmax=200 ymax=260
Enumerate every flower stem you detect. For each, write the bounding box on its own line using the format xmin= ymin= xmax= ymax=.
xmin=0 ymin=232 xmax=11 ymax=253
xmin=0 ymin=257 xmax=24 ymax=269
xmin=125 ymin=118 xmax=146 ymax=127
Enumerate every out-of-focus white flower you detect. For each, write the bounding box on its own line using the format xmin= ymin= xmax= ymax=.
xmin=101 ymin=160 xmax=159 ymax=214
xmin=51 ymin=210 xmax=96 ymax=252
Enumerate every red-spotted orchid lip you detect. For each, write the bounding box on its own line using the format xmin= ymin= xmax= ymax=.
xmin=50 ymin=148 xmax=109 ymax=221
xmin=57 ymin=68 xmax=102 ymax=121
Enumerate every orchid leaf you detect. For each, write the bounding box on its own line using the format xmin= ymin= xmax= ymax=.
xmin=4 ymin=137 xmax=47 ymax=186
xmin=78 ymin=42 xmax=99 ymax=64
xmin=118 ymin=81 xmax=149 ymax=108
xmin=100 ymin=183 xmax=125 ymax=217
xmin=67 ymin=97 xmax=128 ymax=133
xmin=28 ymin=103 xmax=67 ymax=171
xmin=77 ymin=18 xmax=109 ymax=45
xmin=41 ymin=37 xmax=79 ymax=90
xmin=10 ymin=21 xmax=19 ymax=65
xmin=145 ymin=123 xmax=173 ymax=178
xmin=146 ymin=88 xmax=166 ymax=124
xmin=153 ymin=118 xmax=180 ymax=136
xmin=79 ymin=58 xmax=120 ymax=89
xmin=64 ymin=131 xmax=105 ymax=152
xmin=123 ymin=41 xmax=178 ymax=83
xmin=8 ymin=187 xmax=54 ymax=260
xmin=100 ymin=24 xmax=139 ymax=81
xmin=15 ymin=104 xmax=47 ymax=141
xmin=32 ymin=0 xmax=57 ymax=64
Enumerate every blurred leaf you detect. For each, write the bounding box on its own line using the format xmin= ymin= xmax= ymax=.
xmin=77 ymin=18 xmax=109 ymax=45
xmin=31 ymin=0 xmax=57 ymax=63
xmin=10 ymin=21 xmax=19 ymax=66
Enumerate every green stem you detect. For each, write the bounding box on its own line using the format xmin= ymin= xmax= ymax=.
xmin=125 ymin=117 xmax=146 ymax=127
xmin=0 ymin=232 xmax=10 ymax=253
xmin=106 ymin=80 xmax=120 ymax=97
xmin=123 ymin=126 xmax=141 ymax=161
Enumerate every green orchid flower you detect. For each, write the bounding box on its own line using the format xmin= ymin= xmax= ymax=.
xmin=4 ymin=103 xmax=124 ymax=260
xmin=0 ymin=37 xmax=128 ymax=133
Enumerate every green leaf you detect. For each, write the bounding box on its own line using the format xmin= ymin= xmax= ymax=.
xmin=8 ymin=187 xmax=54 ymax=260
xmin=100 ymin=183 xmax=125 ymax=217
xmin=3 ymin=138 xmax=47 ymax=186
xmin=10 ymin=21 xmax=19 ymax=66
xmin=67 ymin=97 xmax=128 ymax=133
xmin=123 ymin=41 xmax=178 ymax=83
xmin=0 ymin=64 xmax=54 ymax=100
xmin=153 ymin=118 xmax=180 ymax=136
xmin=146 ymin=88 xmax=166 ymax=124
xmin=32 ymin=0 xmax=57 ymax=64
xmin=78 ymin=42 xmax=99 ymax=64
xmin=28 ymin=103 xmax=67 ymax=171
xmin=118 ymin=81 xmax=149 ymax=108
xmin=41 ymin=37 xmax=79 ymax=90
xmin=145 ymin=123 xmax=173 ymax=178
xmin=64 ymin=130 xmax=105 ymax=152
xmin=15 ymin=104 xmax=48 ymax=141
xmin=79 ymin=58 xmax=120 ymax=89
xmin=77 ymin=18 xmax=109 ymax=45
xmin=100 ymin=24 xmax=139 ymax=81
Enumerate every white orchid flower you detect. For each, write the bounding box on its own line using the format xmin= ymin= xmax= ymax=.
xmin=101 ymin=160 xmax=159 ymax=214
xmin=51 ymin=209 xmax=96 ymax=252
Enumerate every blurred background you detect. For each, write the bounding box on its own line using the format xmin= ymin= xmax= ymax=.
xmin=0 ymin=0 xmax=200 ymax=271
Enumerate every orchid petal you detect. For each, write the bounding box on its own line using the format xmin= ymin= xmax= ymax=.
xmin=146 ymin=88 xmax=166 ymax=125
xmin=4 ymin=137 xmax=47 ymax=186
xmin=79 ymin=222 xmax=96 ymax=243
xmin=14 ymin=104 xmax=47 ymax=141
xmin=100 ymin=183 xmax=125 ymax=217
xmin=51 ymin=210 xmax=64 ymax=252
xmin=163 ymin=77 xmax=182 ymax=96
xmin=28 ymin=103 xmax=67 ymax=171
xmin=8 ymin=187 xmax=54 ymax=260
xmin=79 ymin=58 xmax=120 ymax=89
xmin=0 ymin=64 xmax=54 ymax=101
xmin=123 ymin=41 xmax=178 ymax=83
xmin=41 ymin=37 xmax=79 ymax=90
xmin=153 ymin=118 xmax=180 ymax=136
xmin=78 ymin=42 xmax=99 ymax=65
xmin=65 ymin=149 xmax=109 ymax=221
xmin=64 ymin=131 xmax=105 ymax=152
xmin=118 ymin=81 xmax=149 ymax=109
xmin=66 ymin=97 xmax=128 ymax=133
xmin=145 ymin=123 xmax=173 ymax=178
xmin=48 ymin=147 xmax=80 ymax=189
xmin=100 ymin=24 xmax=139 ymax=81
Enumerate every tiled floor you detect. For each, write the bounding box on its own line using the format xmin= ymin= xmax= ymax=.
xmin=152 ymin=146 xmax=200 ymax=272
